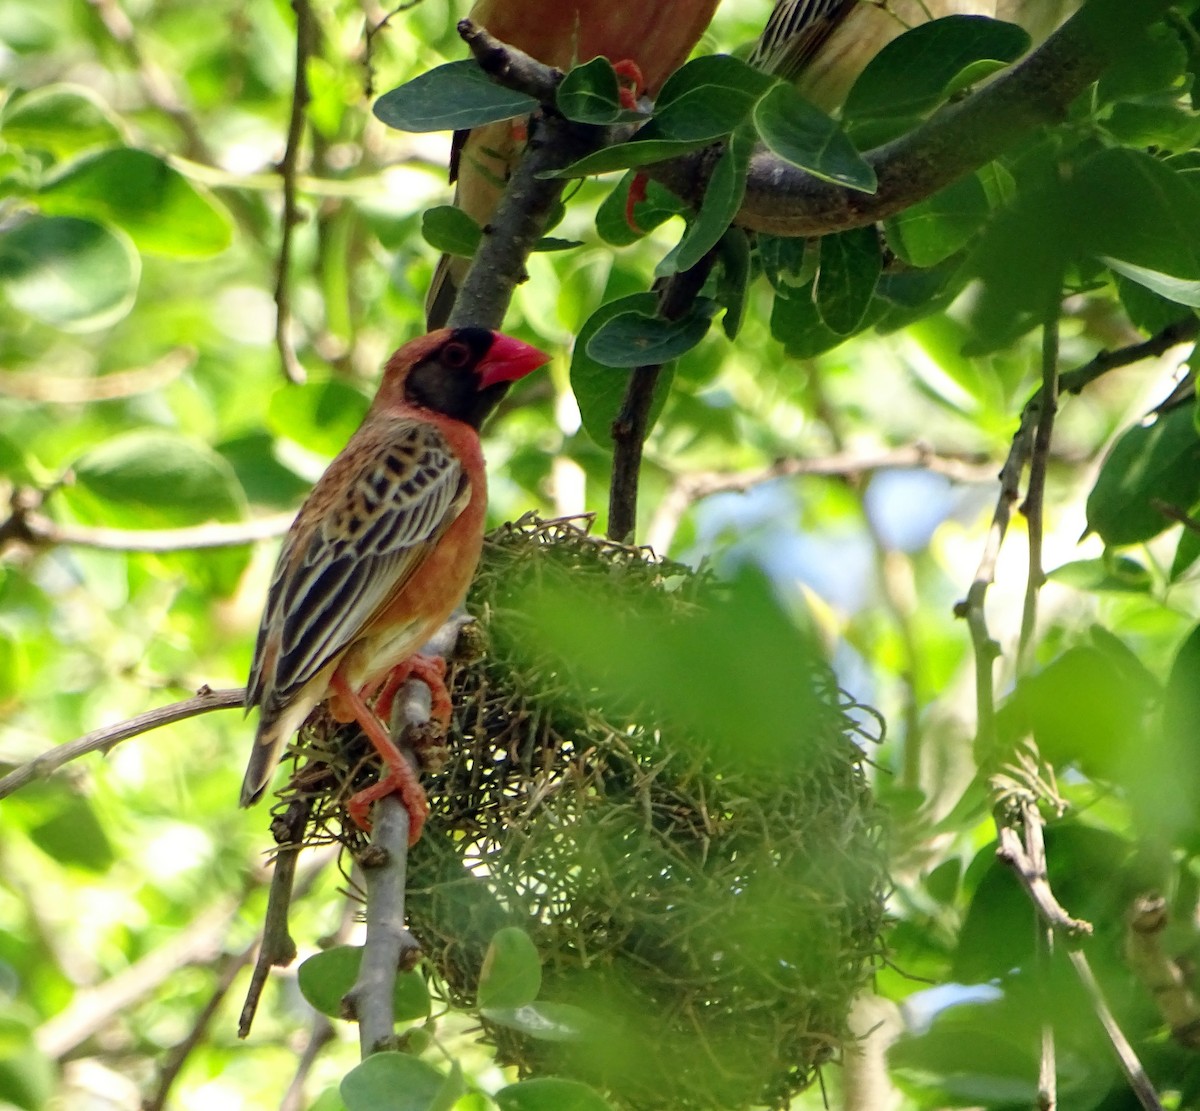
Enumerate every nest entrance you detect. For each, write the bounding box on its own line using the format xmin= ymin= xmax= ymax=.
xmin=282 ymin=515 xmax=889 ymax=1110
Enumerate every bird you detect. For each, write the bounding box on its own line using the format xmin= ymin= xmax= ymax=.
xmin=242 ymin=327 xmax=551 ymax=843
xmin=748 ymin=0 xmax=1077 ymax=109
xmin=425 ymin=0 xmax=722 ymax=329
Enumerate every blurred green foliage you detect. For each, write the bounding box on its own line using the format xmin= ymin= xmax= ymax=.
xmin=3 ymin=0 xmax=1200 ymax=1108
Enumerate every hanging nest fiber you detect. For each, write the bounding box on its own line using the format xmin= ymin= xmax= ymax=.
xmin=288 ymin=514 xmax=889 ymax=1110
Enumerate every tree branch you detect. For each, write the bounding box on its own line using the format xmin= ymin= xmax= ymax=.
xmin=1125 ymin=894 xmax=1200 ymax=1050
xmin=274 ymin=0 xmax=315 ymax=385
xmin=0 ymin=685 xmax=245 ymax=801
xmin=445 ymin=21 xmax=598 ymax=332
xmin=649 ymin=0 xmax=1174 ymax=237
xmin=607 ymin=254 xmax=718 ymax=543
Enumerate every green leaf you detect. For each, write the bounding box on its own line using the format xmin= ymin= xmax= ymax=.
xmin=29 ymin=795 xmax=114 ymax=871
xmin=884 ymin=172 xmax=989 ymax=268
xmin=0 ymin=215 xmax=138 ymax=331
xmin=556 ymin=57 xmax=638 ymax=125
xmin=268 ymin=377 xmax=370 ymax=458
xmin=1086 ymin=405 xmax=1200 ymax=546
xmin=1073 ymin=149 xmax=1200 ymax=306
xmin=495 ymin=1079 xmax=614 ymax=1111
xmin=40 ymin=148 xmax=232 ymax=257
xmin=770 ymin=283 xmax=846 ymax=358
xmin=0 ymin=1015 xmax=54 ymax=1111
xmin=374 ymin=61 xmax=538 ymax=132
xmin=1171 ymin=526 xmax=1200 ymax=581
xmin=298 ymin=947 xmax=430 ymax=1021
xmin=715 ymin=227 xmax=751 ymax=340
xmin=585 ymin=302 xmax=714 ymax=367
xmin=477 ymin=927 xmax=541 ymax=1009
xmin=753 ymin=84 xmax=875 ymax=194
xmin=656 ymin=54 xmax=773 ymax=110
xmin=844 ymin=16 xmax=1029 ymax=126
xmin=420 ymin=205 xmax=482 ymax=258
xmin=571 ymin=293 xmax=675 ymax=447
xmin=552 ymin=137 xmax=710 ymax=179
xmin=1047 ymin=557 xmax=1153 ymax=594
xmin=341 ymin=1053 xmax=448 ymax=1111
xmin=66 ymin=430 xmax=246 ymax=529
xmin=662 ymin=125 xmax=753 ymax=275
xmin=815 ymin=226 xmax=881 ymax=335
xmin=482 ymin=1002 xmax=597 ymax=1042
xmin=1 ymin=83 xmax=123 ymax=155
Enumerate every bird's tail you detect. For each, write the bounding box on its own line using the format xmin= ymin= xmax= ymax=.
xmin=425 ymin=252 xmax=466 ymax=330
xmin=240 ymin=699 xmax=310 ymax=807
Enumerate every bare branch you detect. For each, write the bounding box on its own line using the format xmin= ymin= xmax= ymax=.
xmin=0 ymin=686 xmax=246 ymax=801
xmin=280 ymin=1015 xmax=338 ymax=1111
xmin=1017 ymin=319 xmax=1060 ymax=673
xmin=0 ymin=348 xmax=194 ymax=403
xmin=1 ymin=494 xmax=292 ymax=556
xmin=608 ymin=254 xmax=718 ymax=544
xmin=274 ymin=0 xmax=315 ymax=385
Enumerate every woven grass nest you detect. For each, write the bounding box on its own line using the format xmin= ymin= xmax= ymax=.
xmin=289 ymin=514 xmax=889 ymax=1110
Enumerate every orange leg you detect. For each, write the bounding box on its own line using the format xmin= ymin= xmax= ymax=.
xmin=330 ymin=671 xmax=429 ymax=845
xmin=373 ymin=654 xmax=452 ymax=727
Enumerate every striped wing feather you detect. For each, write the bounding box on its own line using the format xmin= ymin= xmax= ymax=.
xmin=247 ymin=418 xmax=468 ymax=714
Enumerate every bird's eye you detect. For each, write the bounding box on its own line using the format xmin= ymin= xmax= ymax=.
xmin=442 ymin=341 xmax=471 ymax=369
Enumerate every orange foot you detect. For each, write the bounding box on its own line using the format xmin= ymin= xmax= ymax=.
xmin=329 ymin=670 xmax=431 ymax=845
xmin=612 ymin=59 xmax=645 ymax=111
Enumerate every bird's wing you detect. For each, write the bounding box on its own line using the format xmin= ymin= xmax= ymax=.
xmin=748 ymin=0 xmax=857 ymax=80
xmin=247 ymin=418 xmax=469 ymax=711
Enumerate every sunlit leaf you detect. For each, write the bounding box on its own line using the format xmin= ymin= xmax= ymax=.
xmin=1 ymin=83 xmax=123 ymax=155
xmin=40 ymin=148 xmax=233 ymax=257
xmin=298 ymin=947 xmax=430 ymax=1021
xmin=481 ymin=1002 xmax=597 ymax=1042
xmin=495 ymin=1078 xmax=614 ymax=1111
xmin=478 ymin=927 xmax=541 ymax=1009
xmin=0 ymin=215 xmax=138 ymax=331
xmin=753 ymin=83 xmax=875 ymax=193
xmin=341 ymin=1053 xmax=448 ymax=1111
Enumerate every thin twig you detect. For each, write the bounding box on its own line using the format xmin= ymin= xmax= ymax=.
xmin=1017 ymin=318 xmax=1060 ymax=673
xmin=956 ymin=317 xmax=1197 ymax=765
xmin=36 ymin=898 xmax=240 ymax=1058
xmin=1068 ymin=949 xmax=1165 ymax=1111
xmin=607 ymin=254 xmax=718 ymax=543
xmin=362 ymin=0 xmax=425 ymax=97
xmin=85 ymin=0 xmax=211 ymax=161
xmin=0 ymin=349 xmax=195 ymax=403
xmin=0 ymin=494 xmax=292 ymax=556
xmin=0 ymin=686 xmax=246 ymax=801
xmin=274 ymin=0 xmax=315 ymax=385
xmin=280 ymin=1015 xmax=338 ymax=1111
xmin=145 ymin=938 xmax=259 ymax=1111
xmin=239 ymin=799 xmax=312 ymax=1037
xmin=644 ymin=443 xmax=998 ymax=554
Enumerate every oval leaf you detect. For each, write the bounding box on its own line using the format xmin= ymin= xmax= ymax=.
xmin=815 ymin=225 xmax=882 ymax=335
xmin=1086 ymin=405 xmax=1200 ymax=546
xmin=571 ymin=293 xmax=675 ymax=447
xmin=556 ymin=57 xmax=634 ymax=125
xmin=421 ymin=205 xmax=482 ymax=257
xmin=478 ymin=927 xmax=541 ymax=1009
xmin=0 ymin=215 xmax=139 ymax=331
xmin=299 ymin=946 xmax=430 ymax=1021
xmin=40 ymin=148 xmax=232 ymax=257
xmin=844 ymin=16 xmax=1030 ymax=125
xmin=753 ymin=83 xmax=876 ymax=194
xmin=341 ymin=1053 xmax=446 ymax=1111
xmin=1 ymin=83 xmax=123 ymax=155
xmin=67 ymin=429 xmax=246 ymax=529
xmin=586 ymin=304 xmax=713 ymax=368
xmin=495 ymin=1078 xmax=614 ymax=1111
xmin=374 ymin=61 xmax=537 ymax=132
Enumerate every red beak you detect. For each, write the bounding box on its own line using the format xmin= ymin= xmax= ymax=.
xmin=478 ymin=332 xmax=551 ymax=390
